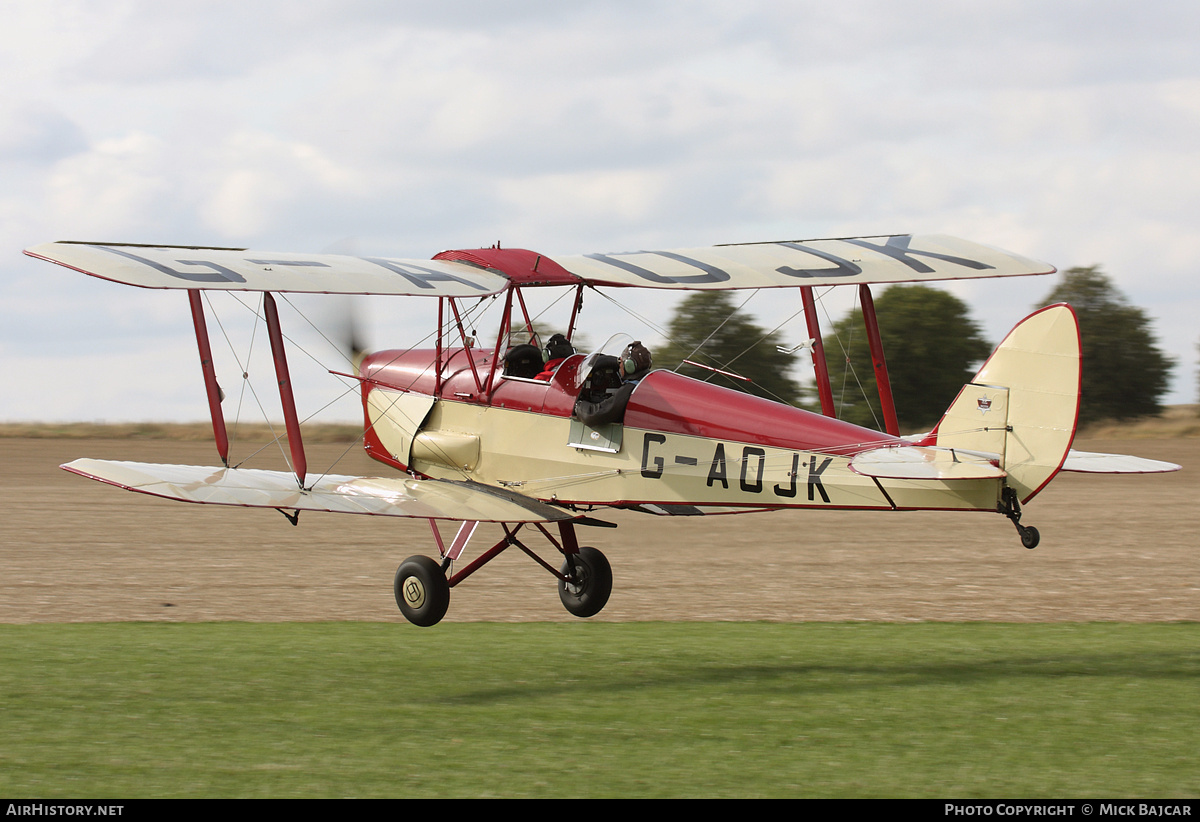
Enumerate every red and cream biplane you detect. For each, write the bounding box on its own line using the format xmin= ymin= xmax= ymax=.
xmin=24 ymin=235 xmax=1179 ymax=625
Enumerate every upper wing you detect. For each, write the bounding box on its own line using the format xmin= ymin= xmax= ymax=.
xmin=26 ymin=234 xmax=1053 ymax=295
xmin=63 ymin=459 xmax=576 ymax=523
xmin=24 ymin=242 xmax=509 ymax=297
xmin=551 ymin=234 xmax=1055 ymax=290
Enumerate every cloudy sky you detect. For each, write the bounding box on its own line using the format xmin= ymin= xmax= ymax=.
xmin=3 ymin=0 xmax=1198 ymax=424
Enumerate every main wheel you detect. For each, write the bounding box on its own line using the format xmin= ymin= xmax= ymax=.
xmin=1020 ymin=525 xmax=1040 ymax=550
xmin=558 ymin=546 xmax=612 ymax=618
xmin=394 ymin=555 xmax=450 ymax=627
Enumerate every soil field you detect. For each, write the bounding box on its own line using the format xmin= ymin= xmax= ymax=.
xmin=1 ymin=435 xmax=1196 ymax=623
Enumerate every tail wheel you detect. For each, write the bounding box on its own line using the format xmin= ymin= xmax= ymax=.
xmin=1000 ymin=486 xmax=1040 ymax=550
xmin=558 ymin=545 xmax=612 ymax=618
xmin=395 ymin=555 xmax=450 ymax=627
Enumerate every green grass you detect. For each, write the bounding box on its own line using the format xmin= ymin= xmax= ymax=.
xmin=1 ymin=623 xmax=1197 ymax=798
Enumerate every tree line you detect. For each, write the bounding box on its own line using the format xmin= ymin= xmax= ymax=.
xmin=657 ymin=266 xmax=1176 ymax=432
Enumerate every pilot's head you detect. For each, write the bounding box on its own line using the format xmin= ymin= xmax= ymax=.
xmin=544 ymin=333 xmax=575 ymax=362
xmin=620 ymin=341 xmax=652 ymax=379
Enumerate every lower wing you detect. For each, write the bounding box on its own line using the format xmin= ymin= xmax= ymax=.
xmin=62 ymin=459 xmax=576 ymax=523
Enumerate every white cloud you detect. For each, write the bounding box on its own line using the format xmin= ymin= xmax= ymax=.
xmin=45 ymin=132 xmax=176 ymax=238
xmin=3 ymin=0 xmax=1199 ymax=423
xmin=197 ymin=133 xmax=366 ymax=239
xmin=0 ymin=101 xmax=88 ymax=165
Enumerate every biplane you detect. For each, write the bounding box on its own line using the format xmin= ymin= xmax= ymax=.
xmin=24 ymin=235 xmax=1180 ymax=625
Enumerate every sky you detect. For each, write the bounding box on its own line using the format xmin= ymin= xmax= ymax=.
xmin=3 ymin=0 xmax=1198 ymax=424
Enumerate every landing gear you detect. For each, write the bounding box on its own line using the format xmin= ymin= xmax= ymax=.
xmin=394 ymin=555 xmax=451 ymax=627
xmin=559 ymin=545 xmax=613 ymax=618
xmin=999 ymin=486 xmax=1040 ymax=549
xmin=392 ymin=520 xmax=615 ymax=626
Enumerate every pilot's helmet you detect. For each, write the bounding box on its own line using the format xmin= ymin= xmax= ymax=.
xmin=621 ymin=341 xmax=652 ymax=378
xmin=544 ymin=333 xmax=575 ymax=362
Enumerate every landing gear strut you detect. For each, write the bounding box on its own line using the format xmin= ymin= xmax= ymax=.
xmin=999 ymin=486 xmax=1040 ymax=549
xmin=393 ymin=519 xmax=614 ymax=626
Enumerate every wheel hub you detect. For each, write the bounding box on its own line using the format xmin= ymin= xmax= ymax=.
xmin=402 ymin=576 xmax=427 ymax=609
xmin=564 ymin=563 xmax=588 ymax=596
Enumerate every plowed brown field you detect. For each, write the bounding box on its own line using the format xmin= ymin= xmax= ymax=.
xmin=2 ymin=435 xmax=1195 ymax=623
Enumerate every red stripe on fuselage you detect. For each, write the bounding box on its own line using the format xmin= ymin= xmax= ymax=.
xmin=625 ymin=370 xmax=896 ymax=456
xmin=362 ymin=349 xmax=898 ymax=457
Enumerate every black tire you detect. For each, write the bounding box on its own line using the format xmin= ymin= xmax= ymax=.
xmin=1020 ymin=525 xmax=1040 ymax=550
xmin=394 ymin=555 xmax=450 ymax=627
xmin=558 ymin=546 xmax=613 ymax=618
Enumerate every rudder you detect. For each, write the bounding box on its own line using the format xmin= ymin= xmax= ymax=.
xmin=934 ymin=304 xmax=1081 ymax=504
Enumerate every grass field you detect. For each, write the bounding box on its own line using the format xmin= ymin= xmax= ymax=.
xmin=3 ymin=418 xmax=1196 ymax=797
xmin=1 ymin=622 xmax=1197 ymax=798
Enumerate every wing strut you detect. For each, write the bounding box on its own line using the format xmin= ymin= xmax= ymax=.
xmin=446 ymin=297 xmax=484 ymax=394
xmin=434 ymin=298 xmax=444 ymax=395
xmin=566 ymin=283 xmax=585 ymax=340
xmin=801 ymin=285 xmax=835 ymax=418
xmin=263 ymin=293 xmax=307 ymax=487
xmin=859 ymin=284 xmax=900 ymax=436
xmin=188 ymin=291 xmax=230 ymax=466
xmin=485 ymin=286 xmax=516 ymax=395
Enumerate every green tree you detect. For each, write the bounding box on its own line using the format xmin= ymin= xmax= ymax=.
xmin=657 ymin=291 xmax=808 ymax=406
xmin=1038 ymin=266 xmax=1173 ymax=423
xmin=824 ymin=285 xmax=992 ymax=431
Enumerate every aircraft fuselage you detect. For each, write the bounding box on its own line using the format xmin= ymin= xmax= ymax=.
xmin=359 ymin=347 xmax=1002 ymax=516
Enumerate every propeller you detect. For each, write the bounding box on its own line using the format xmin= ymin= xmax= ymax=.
xmin=340 ymin=296 xmax=371 ymax=374
xmin=311 ymin=240 xmax=372 ymax=374
xmin=308 ymin=292 xmax=370 ymax=375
